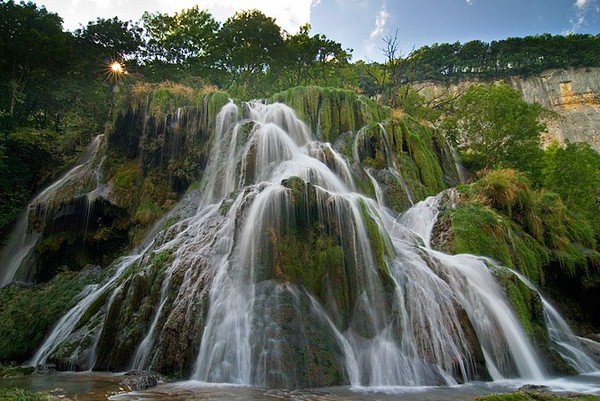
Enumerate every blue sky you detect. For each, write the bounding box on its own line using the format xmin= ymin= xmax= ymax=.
xmin=30 ymin=0 xmax=600 ymax=61
xmin=311 ymin=0 xmax=600 ymax=60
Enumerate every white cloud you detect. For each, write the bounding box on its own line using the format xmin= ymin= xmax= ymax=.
xmin=156 ymin=0 xmax=312 ymax=33
xmin=466 ymin=0 xmax=475 ymax=5
xmin=32 ymin=0 xmax=312 ymax=33
xmin=369 ymin=5 xmax=389 ymax=39
xmin=570 ymin=0 xmax=598 ymax=30
xmin=93 ymin=0 xmax=111 ymax=8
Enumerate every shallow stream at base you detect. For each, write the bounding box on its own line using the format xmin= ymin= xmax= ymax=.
xmin=2 ymin=372 xmax=600 ymax=401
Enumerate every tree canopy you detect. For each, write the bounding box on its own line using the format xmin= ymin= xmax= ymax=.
xmin=441 ymin=82 xmax=545 ymax=181
xmin=397 ymin=34 xmax=600 ymax=83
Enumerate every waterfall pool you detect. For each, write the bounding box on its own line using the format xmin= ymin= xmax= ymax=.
xmin=2 ymin=372 xmax=600 ymax=401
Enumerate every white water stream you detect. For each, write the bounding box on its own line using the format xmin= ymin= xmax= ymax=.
xmin=0 ymin=135 xmax=104 ymax=286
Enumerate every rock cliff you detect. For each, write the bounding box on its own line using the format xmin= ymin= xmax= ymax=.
xmin=415 ymin=67 xmax=600 ymax=151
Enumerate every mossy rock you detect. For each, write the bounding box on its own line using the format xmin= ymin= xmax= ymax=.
xmin=0 ymin=365 xmax=34 ymax=377
xmin=250 ymin=281 xmax=347 ymax=388
xmin=273 ymin=177 xmax=398 ymax=330
xmin=476 ymin=390 xmax=600 ymax=401
xmin=271 ymin=86 xmax=389 ymax=141
xmin=0 ymin=271 xmax=91 ymax=363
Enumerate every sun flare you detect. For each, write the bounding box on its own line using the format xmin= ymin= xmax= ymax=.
xmin=106 ymin=60 xmax=127 ymax=82
xmin=110 ymin=62 xmax=123 ymax=73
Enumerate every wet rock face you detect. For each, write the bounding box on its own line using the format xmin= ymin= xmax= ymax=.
xmin=29 ymin=196 xmax=128 ymax=282
xmin=250 ymin=281 xmax=347 ymax=388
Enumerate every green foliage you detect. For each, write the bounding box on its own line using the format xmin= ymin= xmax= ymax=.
xmin=441 ymin=169 xmax=598 ymax=283
xmin=0 ymin=127 xmax=60 ymax=240
xmin=395 ymin=85 xmax=442 ymax=122
xmin=75 ymin=16 xmax=143 ymax=61
xmin=397 ymin=33 xmax=600 ymax=84
xmin=216 ymin=9 xmax=284 ymax=97
xmin=0 ymin=365 xmax=34 ymax=377
xmin=442 ymin=82 xmax=544 ymax=180
xmin=271 ymin=86 xmax=389 ymax=141
xmin=142 ymin=6 xmax=218 ymax=66
xmin=0 ymin=387 xmax=50 ymax=401
xmin=272 ymin=24 xmax=351 ymax=90
xmin=0 ymin=272 xmax=89 ymax=362
xmin=0 ymin=0 xmax=71 ymax=126
xmin=543 ymin=141 xmax=600 ymax=241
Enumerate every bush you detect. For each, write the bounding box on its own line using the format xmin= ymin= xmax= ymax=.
xmin=0 ymin=272 xmax=89 ymax=362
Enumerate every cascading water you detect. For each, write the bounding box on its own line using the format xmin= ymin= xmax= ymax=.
xmin=0 ymin=135 xmax=105 ymax=286
xmin=353 ymin=124 xmax=414 ymax=206
xmin=401 ymin=193 xmax=600 ymax=377
xmin=28 ymin=100 xmax=599 ymax=389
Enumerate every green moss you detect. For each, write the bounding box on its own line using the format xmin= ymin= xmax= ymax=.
xmin=274 ymin=233 xmax=344 ymax=297
xmin=271 ymin=86 xmax=390 ymax=141
xmin=397 ymin=118 xmax=445 ymax=195
xmin=112 ymin=160 xmax=140 ymax=189
xmin=358 ymin=200 xmax=393 ymax=275
xmin=37 ymin=231 xmax=78 ymax=253
xmin=0 ymin=387 xmax=50 ymax=401
xmin=448 ymin=203 xmax=513 ymax=266
xmin=351 ymin=168 xmax=377 ymax=200
xmin=134 ymin=199 xmax=162 ymax=226
xmin=152 ymin=249 xmax=173 ymax=269
xmin=0 ymin=272 xmax=90 ymax=362
xmin=355 ymin=124 xmax=387 ymax=169
xmin=0 ymin=365 xmax=34 ymax=377
xmin=75 ymin=288 xmax=112 ymax=331
xmin=113 ymin=82 xmax=212 ymax=122
xmin=505 ymin=280 xmax=535 ymax=335
xmin=439 ymin=169 xmax=598 ymax=285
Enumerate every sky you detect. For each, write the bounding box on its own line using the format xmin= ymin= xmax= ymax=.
xmin=29 ymin=0 xmax=600 ymax=62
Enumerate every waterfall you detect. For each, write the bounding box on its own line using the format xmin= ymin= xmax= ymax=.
xmin=0 ymin=135 xmax=104 ymax=286
xmin=503 ymin=267 xmax=600 ymax=375
xmin=26 ymin=100 xmax=598 ymax=388
xmin=402 ymin=194 xmax=599 ymax=377
xmin=30 ymin=253 xmax=142 ymax=367
xmin=353 ymin=124 xmax=414 ymax=205
xmin=543 ymin=300 xmax=599 ymax=373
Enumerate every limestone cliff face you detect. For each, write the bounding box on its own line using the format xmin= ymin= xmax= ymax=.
xmin=509 ymin=68 xmax=600 ymax=150
xmin=416 ymin=67 xmax=600 ymax=151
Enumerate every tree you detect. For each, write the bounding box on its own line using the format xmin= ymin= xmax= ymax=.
xmin=216 ymin=9 xmax=284 ymax=94
xmin=75 ymin=17 xmax=143 ymax=62
xmin=0 ymin=0 xmax=71 ymax=125
xmin=274 ymin=24 xmax=350 ymax=89
xmin=442 ymin=82 xmax=545 ymax=181
xmin=380 ymin=29 xmax=402 ymax=106
xmin=141 ymin=6 xmax=219 ymax=67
